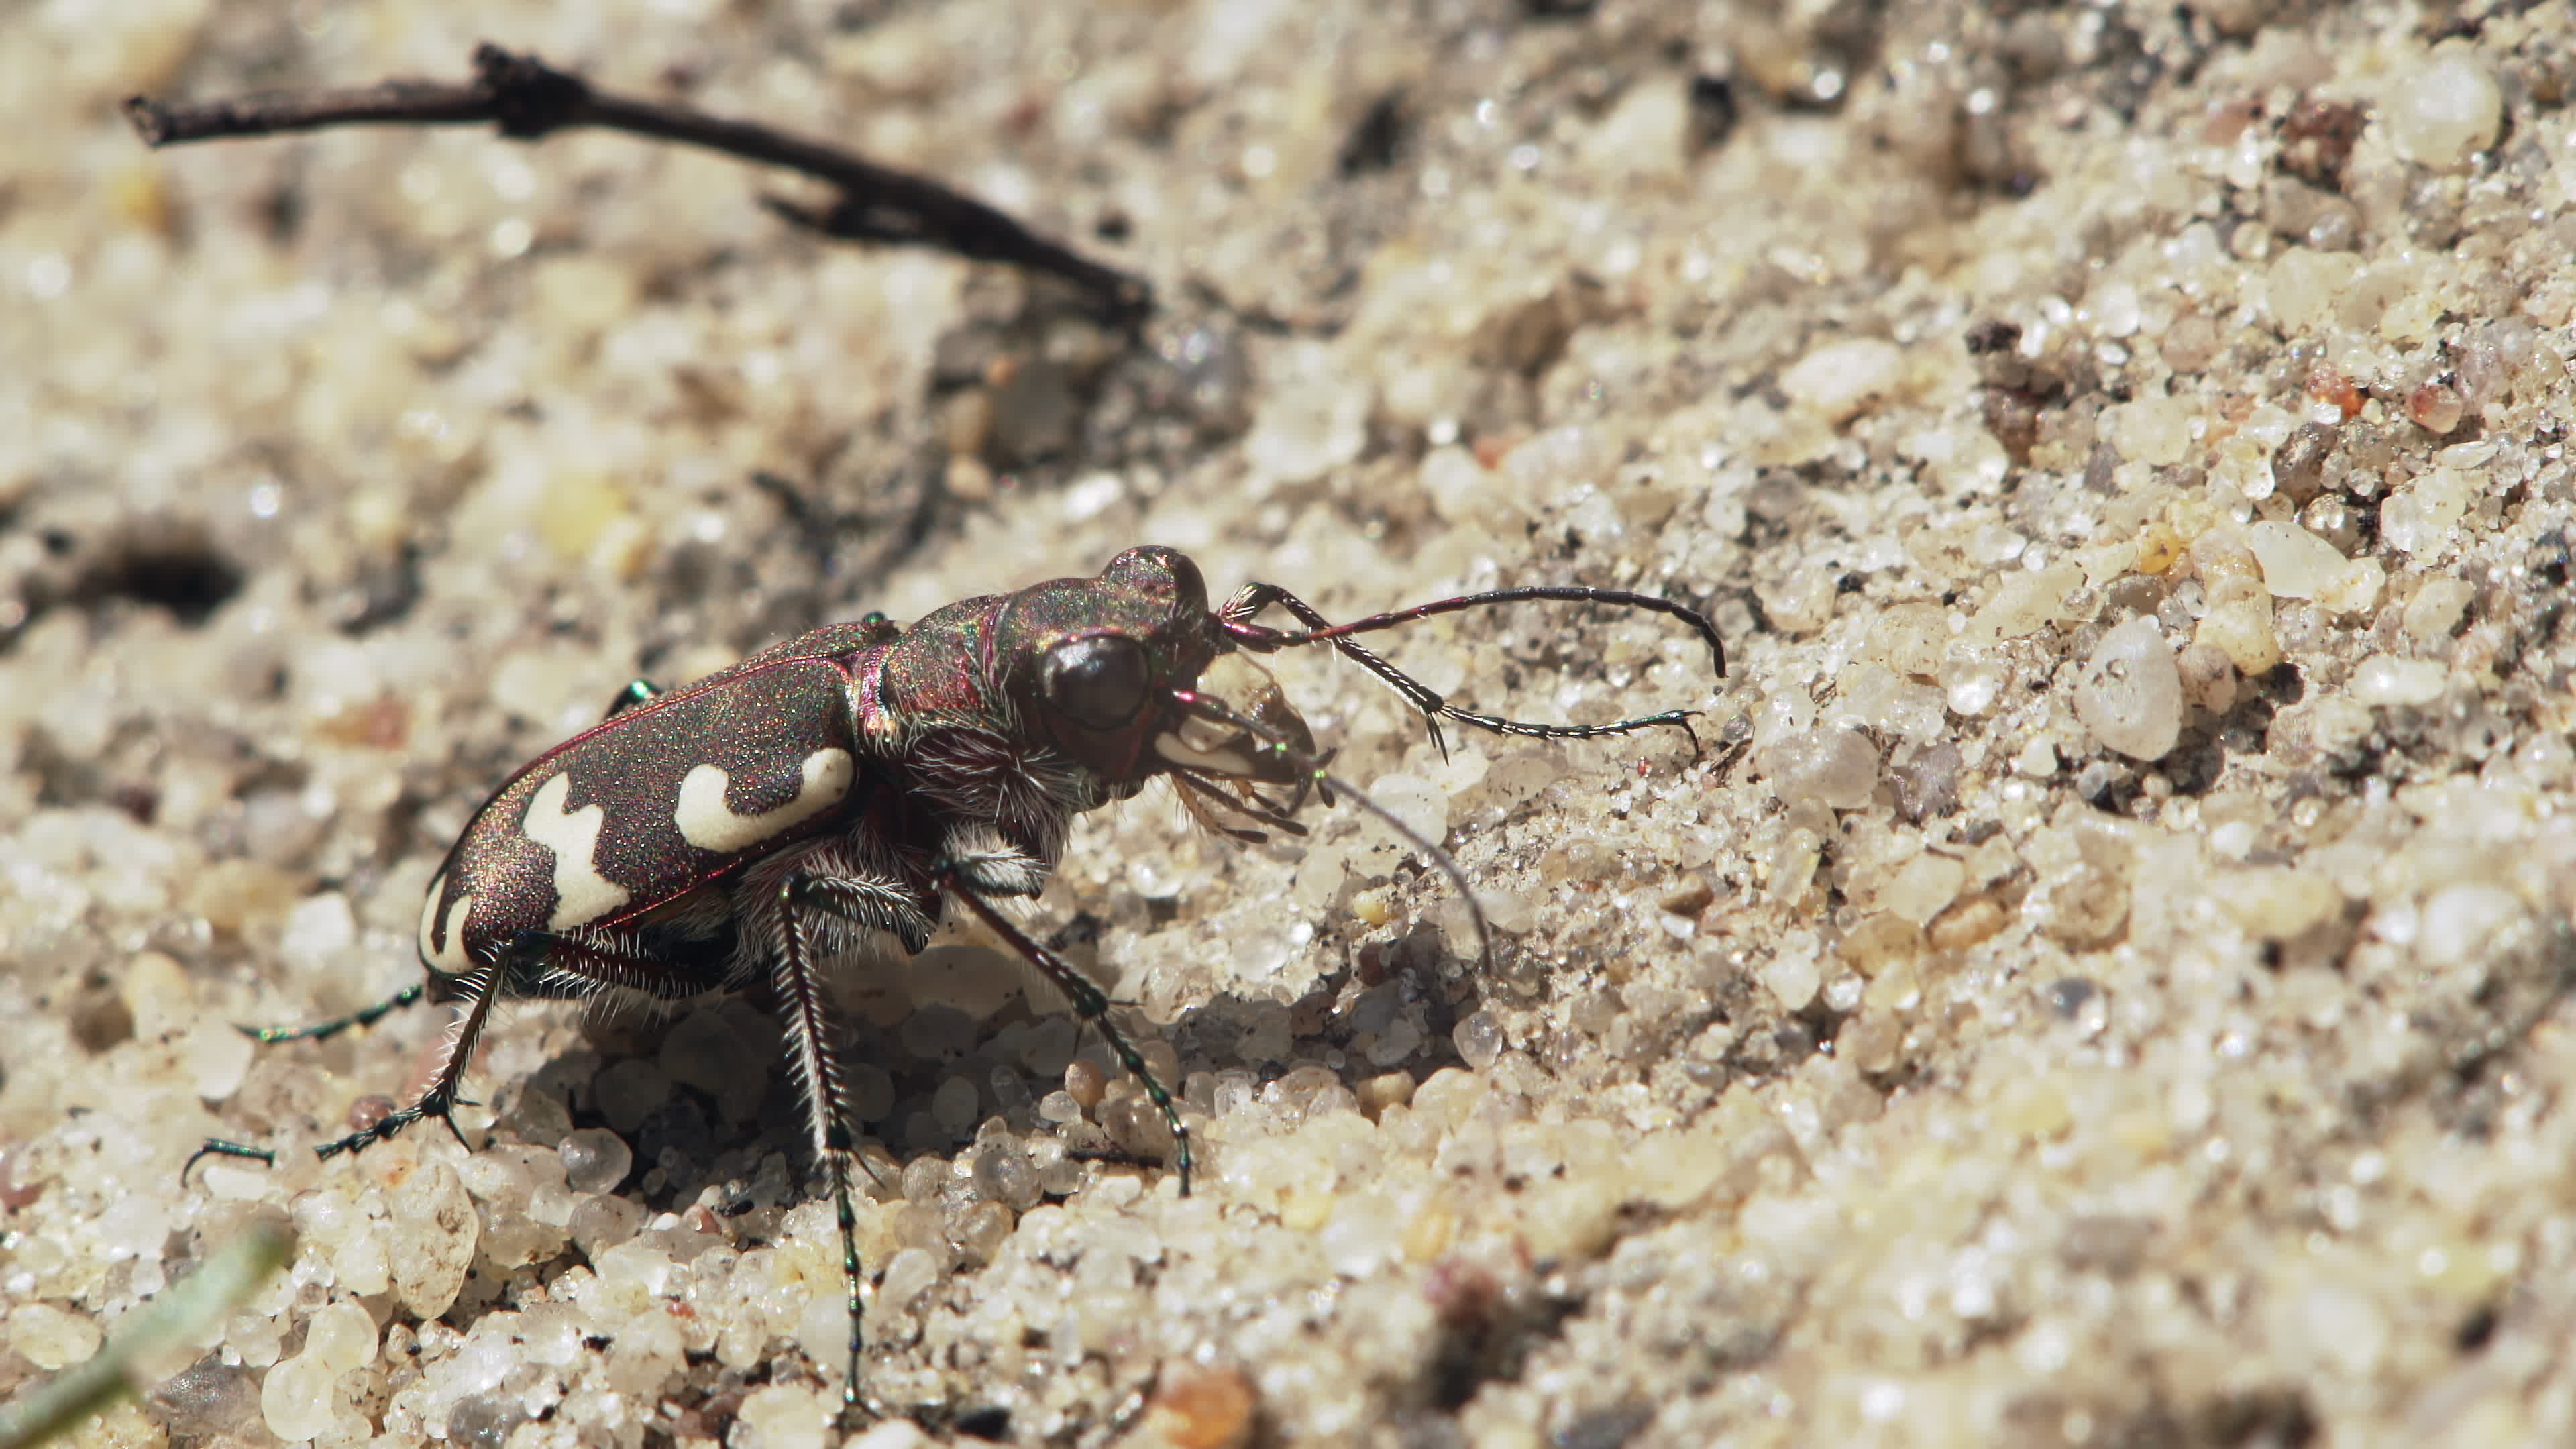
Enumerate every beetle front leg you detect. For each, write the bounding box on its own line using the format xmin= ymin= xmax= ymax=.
xmin=935 ymin=871 xmax=1194 ymax=1199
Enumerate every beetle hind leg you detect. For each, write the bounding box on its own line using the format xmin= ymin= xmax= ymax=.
xmin=315 ymin=956 xmax=509 ymax=1160
xmin=304 ymin=928 xmax=716 ymax=1163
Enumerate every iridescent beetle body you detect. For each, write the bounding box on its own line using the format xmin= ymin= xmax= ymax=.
xmin=409 ymin=557 xmax=1221 ymax=1010
xmin=209 ymin=545 xmax=1726 ymax=1415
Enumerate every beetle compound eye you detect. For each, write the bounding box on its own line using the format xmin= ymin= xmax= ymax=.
xmin=1043 ymin=634 xmax=1152 ymax=731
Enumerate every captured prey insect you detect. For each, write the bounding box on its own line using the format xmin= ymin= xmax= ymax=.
xmin=195 ymin=547 xmax=1725 ymax=1411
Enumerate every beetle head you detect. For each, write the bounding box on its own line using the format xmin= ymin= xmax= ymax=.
xmin=996 ymin=547 xmax=1242 ymax=784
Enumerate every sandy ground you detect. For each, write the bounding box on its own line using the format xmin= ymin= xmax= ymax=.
xmin=7 ymin=2 xmax=2576 ymax=1446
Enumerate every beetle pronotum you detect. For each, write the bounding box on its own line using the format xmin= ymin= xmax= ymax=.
xmin=201 ymin=547 xmax=1722 ymax=1411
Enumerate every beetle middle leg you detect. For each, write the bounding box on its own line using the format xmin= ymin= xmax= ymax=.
xmin=765 ymin=873 xmax=894 ymax=1413
xmin=758 ymin=862 xmax=968 ymax=1413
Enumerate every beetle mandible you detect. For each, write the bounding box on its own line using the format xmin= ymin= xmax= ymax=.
xmin=203 ymin=545 xmax=1725 ymax=1411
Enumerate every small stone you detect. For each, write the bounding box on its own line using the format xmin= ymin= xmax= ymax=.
xmin=227 ymin=1312 xmax=285 ymax=1369
xmin=732 ymin=1383 xmax=834 ymax=1449
xmin=1470 ymin=286 xmax=1580 ymax=378
xmin=2074 ymin=618 xmax=2184 ymax=761
xmin=1453 ymin=1010 xmax=1506 ymax=1071
xmin=1838 ymin=914 xmax=1925 ymax=975
xmin=147 ymin=1359 xmax=267 ymax=1440
xmin=2014 ymin=737 xmax=2060 ymax=778
xmin=878 ymin=1247 xmax=939 ymax=1310
xmin=2196 ymin=589 xmax=2283 ymax=676
xmin=2265 ymin=249 xmax=2364 ymax=335
xmin=1866 ymin=602 xmax=1951 ymax=678
xmin=1944 ymin=659 xmax=2008 ymax=716
xmin=1928 ymin=893 xmax=2010 ymax=951
xmin=930 ymin=1075 xmax=980 ymax=1137
xmin=119 ymin=949 xmax=194 ymax=1040
xmin=1758 ymin=727 xmax=1880 ymax=810
xmin=1420 ymin=446 xmax=1493 ymax=525
xmin=2176 ymin=644 xmax=2239 ymax=713
xmin=2383 ymin=48 xmax=2502 ymax=170
xmin=591 ymin=1060 xmax=671 ymax=1134
xmin=1320 ymin=1192 xmax=1403 ymax=1276
xmin=1760 ymin=567 xmax=1838 ymax=633
xmin=1873 ymin=853 xmax=1966 ymax=925
xmin=1065 ymin=1057 xmax=1109 ymax=1108
xmin=1965 ymin=564 xmax=2084 ymax=645
xmin=7 ymin=1302 xmax=102 ymax=1370
xmin=391 ymin=1163 xmax=480 ymax=1319
xmin=278 ymin=892 xmax=358 ymax=967
xmin=2035 ymin=855 xmax=2131 ymax=949
xmin=2406 ymin=380 xmax=2465 ymax=435
xmin=301 ymin=1299 xmax=378 ymax=1374
xmin=1244 ymin=341 xmax=1371 ymax=487
xmin=1781 ymin=338 xmax=1909 ymax=424
xmin=185 ymin=1022 xmax=256 ymax=1100
xmin=1760 ymin=950 xmax=1821 ymax=1010
xmin=1362 ymin=773 xmax=1450 ymax=847
xmin=559 ymin=1128 xmax=634 ymax=1195
xmin=847 ymin=1422 xmax=934 ymax=1449
xmin=2135 ymin=521 xmax=2186 ymax=577
xmin=2245 ymin=520 xmax=2347 ymax=598
xmin=2270 ymin=423 xmax=2337 ymax=503
xmin=2381 ymin=465 xmax=2479 ymax=555
xmin=1356 ymin=1071 xmax=1415 ymax=1119
xmin=2418 ymin=885 xmax=2523 ymax=965
xmin=2402 ymin=578 xmax=2475 ymax=643
xmin=259 ymin=1350 xmax=342 ymax=1442
xmin=1992 ymin=1075 xmax=2073 ymax=1138
xmin=570 ymin=1192 xmax=647 ymax=1256
xmin=449 ymin=1393 xmax=529 ymax=1449
xmin=2219 ymin=868 xmax=2341 ymax=941
xmin=1142 ymin=1361 xmax=1258 ymax=1449
xmin=2314 ymin=558 xmax=2384 ymax=616
xmin=986 ymin=358 xmax=1081 ymax=466
xmin=2109 ymin=391 xmax=2194 ymax=467
xmin=2348 ymin=655 xmax=2447 ymax=707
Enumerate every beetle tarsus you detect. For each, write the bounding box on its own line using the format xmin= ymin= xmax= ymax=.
xmin=180 ymin=1138 xmax=276 ymax=1186
xmin=604 ymin=678 xmax=663 ymax=717
xmin=234 ymin=981 xmax=429 ymax=1044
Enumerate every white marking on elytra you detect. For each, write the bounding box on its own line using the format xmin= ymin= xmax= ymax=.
xmin=1153 ymin=731 xmax=1260 ymax=778
xmin=673 ymin=748 xmax=856 ymax=853
xmin=417 ymin=872 xmax=477 ymax=973
xmin=523 ymin=773 xmax=633 ymax=930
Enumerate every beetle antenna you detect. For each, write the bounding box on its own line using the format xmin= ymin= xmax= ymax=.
xmin=1217 ymin=581 xmax=1722 ymax=760
xmin=1167 ymin=690 xmax=1494 ymax=971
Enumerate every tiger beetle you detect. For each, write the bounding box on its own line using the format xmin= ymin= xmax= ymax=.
xmin=193 ymin=547 xmax=1724 ymax=1413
